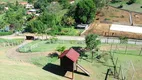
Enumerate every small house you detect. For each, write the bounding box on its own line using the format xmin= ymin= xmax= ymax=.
xmin=59 ymin=48 xmax=80 ymax=71
xmin=25 ymin=33 xmax=35 ymax=40
xmin=59 ymin=48 xmax=90 ymax=79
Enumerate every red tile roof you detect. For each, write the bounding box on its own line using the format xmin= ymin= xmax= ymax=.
xmin=59 ymin=48 xmax=80 ymax=62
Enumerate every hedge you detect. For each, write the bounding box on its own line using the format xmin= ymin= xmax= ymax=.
xmin=0 ymin=31 xmax=13 ymax=36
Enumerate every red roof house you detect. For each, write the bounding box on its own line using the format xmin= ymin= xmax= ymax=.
xmin=59 ymin=48 xmax=80 ymax=71
xmin=59 ymin=48 xmax=90 ymax=79
xmin=59 ymin=48 xmax=79 ymax=62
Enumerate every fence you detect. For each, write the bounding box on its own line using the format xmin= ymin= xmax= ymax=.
xmin=101 ymin=38 xmax=142 ymax=56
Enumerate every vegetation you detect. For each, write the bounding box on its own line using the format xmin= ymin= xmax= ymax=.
xmin=56 ymin=46 xmax=66 ymax=53
xmin=0 ymin=31 xmax=13 ymax=36
xmin=0 ymin=38 xmax=24 ymax=43
xmin=18 ymin=40 xmax=85 ymax=53
xmin=85 ymin=34 xmax=101 ymax=62
xmin=75 ymin=0 xmax=96 ymax=24
xmin=110 ymin=0 xmax=142 ymax=12
xmin=0 ymin=0 xmax=108 ymax=36
xmin=3 ymin=3 xmax=26 ymax=31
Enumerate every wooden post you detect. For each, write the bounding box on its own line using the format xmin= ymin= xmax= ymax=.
xmin=110 ymin=43 xmax=113 ymax=52
xmin=115 ymin=44 xmax=117 ymax=52
xmin=139 ymin=47 xmax=142 ymax=56
xmin=76 ymin=61 xmax=78 ymax=71
xmin=125 ymin=45 xmax=128 ymax=54
xmin=135 ymin=39 xmax=137 ymax=45
xmin=118 ymin=65 xmax=122 ymax=79
xmin=105 ymin=68 xmax=111 ymax=80
xmin=130 ymin=61 xmax=135 ymax=80
xmin=72 ymin=63 xmax=74 ymax=80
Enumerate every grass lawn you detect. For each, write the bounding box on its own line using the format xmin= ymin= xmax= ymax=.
xmin=109 ymin=1 xmax=142 ymax=13
xmin=0 ymin=41 xmax=142 ymax=80
xmin=0 ymin=47 xmax=65 ymax=80
xmin=30 ymin=50 xmax=142 ymax=80
xmin=0 ymin=38 xmax=24 ymax=46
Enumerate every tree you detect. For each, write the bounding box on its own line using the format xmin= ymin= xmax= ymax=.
xmin=3 ymin=4 xmax=26 ymax=31
xmin=58 ymin=0 xmax=70 ymax=9
xmin=0 ymin=21 xmax=6 ymax=29
xmin=75 ymin=0 xmax=96 ymax=24
xmin=85 ymin=34 xmax=101 ymax=62
xmin=39 ymin=12 xmax=57 ymax=28
xmin=62 ymin=16 xmax=75 ymax=26
xmin=27 ymin=0 xmax=36 ymax=3
xmin=94 ymin=0 xmax=106 ymax=11
xmin=34 ymin=0 xmax=49 ymax=10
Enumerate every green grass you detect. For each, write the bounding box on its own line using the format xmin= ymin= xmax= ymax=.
xmin=0 ymin=47 xmax=65 ymax=80
xmin=0 ymin=42 xmax=142 ymax=80
xmin=114 ymin=50 xmax=140 ymax=56
xmin=18 ymin=40 xmax=85 ymax=53
xmin=109 ymin=1 xmax=142 ymax=13
xmin=29 ymin=50 xmax=142 ymax=80
xmin=31 ymin=56 xmax=58 ymax=67
xmin=0 ymin=38 xmax=24 ymax=45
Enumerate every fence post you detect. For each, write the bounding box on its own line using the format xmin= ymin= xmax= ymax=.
xmin=110 ymin=43 xmax=113 ymax=52
xmin=115 ymin=44 xmax=118 ymax=52
xmin=135 ymin=39 xmax=137 ymax=45
xmin=139 ymin=47 xmax=142 ymax=56
xmin=118 ymin=65 xmax=121 ymax=79
xmin=130 ymin=61 xmax=135 ymax=80
xmin=125 ymin=45 xmax=128 ymax=54
xmin=105 ymin=68 xmax=111 ymax=80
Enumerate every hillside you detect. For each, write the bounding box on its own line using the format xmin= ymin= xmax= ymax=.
xmin=0 ymin=47 xmax=65 ymax=80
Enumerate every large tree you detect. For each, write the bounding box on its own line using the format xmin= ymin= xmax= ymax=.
xmin=3 ymin=4 xmax=26 ymax=31
xmin=85 ymin=34 xmax=101 ymax=62
xmin=75 ymin=0 xmax=96 ymax=24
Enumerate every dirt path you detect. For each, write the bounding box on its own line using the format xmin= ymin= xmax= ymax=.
xmin=6 ymin=40 xmax=55 ymax=62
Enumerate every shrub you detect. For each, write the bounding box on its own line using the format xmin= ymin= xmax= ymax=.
xmin=0 ymin=31 xmax=13 ymax=36
xmin=118 ymin=4 xmax=123 ymax=8
xmin=119 ymin=36 xmax=128 ymax=44
xmin=56 ymin=46 xmax=66 ymax=53
xmin=127 ymin=0 xmax=137 ymax=5
xmin=49 ymin=37 xmax=58 ymax=43
xmin=59 ymin=27 xmax=79 ymax=36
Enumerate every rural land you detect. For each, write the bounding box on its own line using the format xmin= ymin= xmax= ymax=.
xmin=0 ymin=0 xmax=142 ymax=80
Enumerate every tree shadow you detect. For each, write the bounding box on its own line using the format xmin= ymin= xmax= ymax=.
xmin=48 ymin=52 xmax=59 ymax=58
xmin=71 ymin=46 xmax=88 ymax=58
xmin=42 ymin=63 xmax=67 ymax=76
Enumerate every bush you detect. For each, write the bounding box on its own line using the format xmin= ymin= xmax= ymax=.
xmin=127 ymin=0 xmax=137 ymax=5
xmin=59 ymin=27 xmax=79 ymax=36
xmin=56 ymin=46 xmax=66 ymax=53
xmin=0 ymin=31 xmax=13 ymax=36
xmin=119 ymin=36 xmax=128 ymax=44
xmin=49 ymin=37 xmax=58 ymax=43
xmin=118 ymin=4 xmax=123 ymax=8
